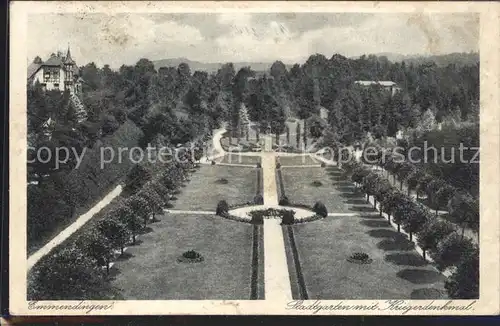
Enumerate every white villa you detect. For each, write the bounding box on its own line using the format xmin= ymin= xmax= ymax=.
xmin=354 ymin=80 xmax=402 ymax=97
xmin=27 ymin=46 xmax=82 ymax=94
xmin=27 ymin=46 xmax=88 ymax=129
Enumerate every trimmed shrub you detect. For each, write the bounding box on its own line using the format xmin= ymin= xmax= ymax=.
xmin=311 ymin=180 xmax=323 ymax=187
xmin=281 ymin=210 xmax=295 ymax=225
xmin=313 ymin=201 xmax=328 ymax=217
xmin=321 ymin=162 xmax=326 ymax=168
xmin=215 ymin=178 xmax=229 ymax=184
xmin=177 ymin=250 xmax=204 ymax=263
xmin=253 ymin=194 xmax=264 ymax=205
xmin=256 ymin=162 xmax=261 ymax=168
xmin=211 ymin=160 xmax=216 ymax=165
xmin=216 ymin=200 xmax=229 ymax=216
xmin=279 ymin=195 xmax=290 ymax=206
xmin=276 ymin=162 xmax=281 ymax=169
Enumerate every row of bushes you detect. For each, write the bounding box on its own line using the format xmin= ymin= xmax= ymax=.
xmin=28 ymin=155 xmax=198 ymax=300
xmin=343 ymin=160 xmax=479 ymax=299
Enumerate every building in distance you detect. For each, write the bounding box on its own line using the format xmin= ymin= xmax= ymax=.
xmin=354 ymin=80 xmax=402 ymax=97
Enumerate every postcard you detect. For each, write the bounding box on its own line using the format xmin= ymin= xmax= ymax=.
xmin=7 ymin=1 xmax=500 ymax=316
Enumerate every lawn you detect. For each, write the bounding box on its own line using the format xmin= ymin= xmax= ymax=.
xmin=289 ymin=214 xmax=447 ymax=299
xmin=111 ymin=213 xmax=256 ymax=299
xmin=278 ymin=155 xmax=321 ymax=166
xmin=279 ymin=166 xmax=374 ymax=213
xmin=172 ymin=165 xmax=259 ymax=211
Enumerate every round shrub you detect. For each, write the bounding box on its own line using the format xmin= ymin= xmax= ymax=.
xmin=216 ymin=200 xmax=229 ymax=216
xmin=254 ymin=194 xmax=264 ymax=205
xmin=215 ymin=178 xmax=229 ymax=184
xmin=183 ymin=250 xmax=201 ymax=259
xmin=321 ymin=162 xmax=326 ymax=168
xmin=313 ymin=201 xmax=328 ymax=217
xmin=347 ymin=252 xmax=373 ymax=264
xmin=211 ymin=160 xmax=216 ymax=165
xmin=279 ymin=195 xmax=290 ymax=206
xmin=311 ymin=180 xmax=323 ymax=187
xmin=256 ymin=162 xmax=262 ymax=168
xmin=177 ymin=250 xmax=204 ymax=263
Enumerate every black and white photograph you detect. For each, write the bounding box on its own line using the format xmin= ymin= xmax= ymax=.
xmin=8 ymin=1 xmax=500 ymax=316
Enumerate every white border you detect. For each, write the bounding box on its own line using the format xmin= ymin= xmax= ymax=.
xmin=9 ymin=1 xmax=500 ymax=316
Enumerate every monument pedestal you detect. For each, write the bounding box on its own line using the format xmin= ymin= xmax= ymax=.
xmin=264 ymin=135 xmax=273 ymax=152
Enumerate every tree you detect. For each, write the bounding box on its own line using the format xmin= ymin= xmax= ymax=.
xmin=362 ymin=172 xmax=383 ymax=204
xmin=389 ymin=193 xmax=412 ymax=231
xmin=101 ymin=114 xmax=120 ymax=136
xmin=400 ymin=203 xmax=429 ymax=241
xmin=432 ymin=232 xmax=475 ymax=270
xmin=445 ymin=247 xmax=479 ymax=299
xmin=351 ymin=166 xmax=371 ymax=189
xmin=124 ymin=164 xmax=152 ymax=195
xmin=96 ymin=216 xmax=131 ymax=255
xmin=313 ymin=201 xmax=328 ymax=217
xmin=308 ymin=115 xmax=326 ymax=139
xmin=216 ymin=200 xmax=229 ymax=216
xmin=416 ymin=217 xmax=455 ymax=260
xmin=406 ymin=169 xmax=426 ymax=197
xmin=448 ymin=193 xmax=479 ymax=238
xmin=425 ymin=179 xmax=447 ymax=215
xmin=28 ymin=245 xmax=114 ymax=300
xmin=137 ymin=186 xmax=163 ymax=222
xmin=113 ymin=202 xmax=141 ymax=244
xmin=127 ymin=195 xmax=152 ymax=228
xmin=396 ymin=162 xmax=416 ymax=191
xmin=435 ymin=185 xmax=456 ymax=213
xmin=416 ymin=173 xmax=434 ymax=200
xmin=76 ymin=227 xmax=114 ymax=274
xmin=373 ymin=179 xmax=394 ymax=215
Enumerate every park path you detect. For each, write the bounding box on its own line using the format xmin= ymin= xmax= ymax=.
xmin=261 ymin=149 xmax=293 ymax=301
xmin=28 ymin=185 xmax=123 ymax=270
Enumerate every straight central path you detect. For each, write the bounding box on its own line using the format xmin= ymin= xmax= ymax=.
xmin=261 ymin=150 xmax=293 ymax=301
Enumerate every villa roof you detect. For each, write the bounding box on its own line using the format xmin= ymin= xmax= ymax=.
xmin=27 ymin=63 xmax=42 ymax=79
xmin=44 ymin=55 xmax=64 ymax=66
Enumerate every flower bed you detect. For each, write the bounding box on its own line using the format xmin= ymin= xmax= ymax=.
xmin=177 ymin=250 xmax=205 ymax=263
xmin=347 ymin=252 xmax=373 ymax=264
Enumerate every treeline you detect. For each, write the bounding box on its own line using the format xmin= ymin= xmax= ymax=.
xmin=221 ymin=52 xmax=478 ymax=149
xmin=28 ymin=148 xmax=203 ymax=300
xmin=343 ymin=160 xmax=478 ymax=299
xmin=27 ymin=57 xmax=236 ymax=250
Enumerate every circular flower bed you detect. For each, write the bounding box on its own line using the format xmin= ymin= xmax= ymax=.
xmin=215 ymin=178 xmax=229 ymax=184
xmin=347 ymin=252 xmax=373 ymax=264
xmin=177 ymin=250 xmax=204 ymax=263
xmin=311 ymin=180 xmax=323 ymax=187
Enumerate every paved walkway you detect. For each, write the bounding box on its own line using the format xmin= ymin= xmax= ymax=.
xmin=260 ymin=152 xmax=293 ymax=300
xmin=28 ymin=185 xmax=123 ymax=270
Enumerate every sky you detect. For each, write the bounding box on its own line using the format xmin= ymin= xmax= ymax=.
xmin=27 ymin=12 xmax=479 ymax=69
